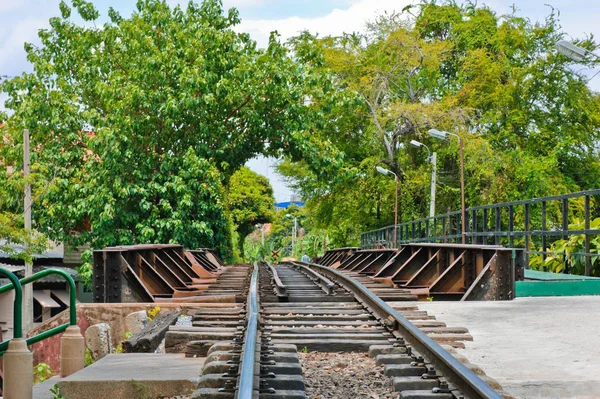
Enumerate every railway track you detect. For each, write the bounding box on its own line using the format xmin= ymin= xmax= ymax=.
xmin=188 ymin=261 xmax=510 ymax=399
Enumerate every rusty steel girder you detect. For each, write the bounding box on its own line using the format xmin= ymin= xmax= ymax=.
xmin=92 ymin=244 xmax=224 ymax=303
xmin=325 ymin=243 xmax=524 ymax=300
xmin=315 ymin=247 xmax=358 ymax=268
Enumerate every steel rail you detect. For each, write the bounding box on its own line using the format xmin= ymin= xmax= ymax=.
xmin=298 ymin=261 xmax=503 ymax=399
xmin=267 ymin=263 xmax=288 ymax=298
xmin=290 ymin=262 xmax=335 ymax=295
xmin=236 ymin=262 xmax=259 ymax=399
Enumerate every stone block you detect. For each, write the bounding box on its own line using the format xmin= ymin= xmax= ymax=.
xmin=125 ymin=310 xmax=148 ymax=335
xmin=85 ymin=323 xmax=113 ymax=361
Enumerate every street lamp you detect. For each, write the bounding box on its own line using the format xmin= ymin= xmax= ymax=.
xmin=376 ymin=166 xmax=399 ymax=248
xmin=428 ymin=128 xmax=466 ymax=244
xmin=556 ymin=40 xmax=593 ymax=62
xmin=410 ymin=140 xmax=437 ymax=218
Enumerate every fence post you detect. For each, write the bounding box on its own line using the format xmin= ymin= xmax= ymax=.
xmin=495 ymin=207 xmax=501 ymax=246
xmin=541 ymin=201 xmax=547 ymax=262
xmin=562 ymin=198 xmax=569 ymax=274
xmin=3 ymin=338 xmax=32 ymax=399
xmin=585 ymin=195 xmax=591 ymax=276
xmin=524 ymin=203 xmax=530 ymax=269
xmin=60 ymin=325 xmax=85 ymax=377
xmin=509 ymin=205 xmax=514 ymax=248
xmin=471 ymin=209 xmax=477 ymax=245
xmin=483 ymin=208 xmax=488 ymax=245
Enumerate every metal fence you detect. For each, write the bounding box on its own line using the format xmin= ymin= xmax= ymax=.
xmin=361 ymin=189 xmax=600 ymax=276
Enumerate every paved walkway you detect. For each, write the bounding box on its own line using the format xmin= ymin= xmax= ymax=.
xmin=33 ymin=353 xmax=205 ymax=399
xmin=415 ymin=297 xmax=600 ymax=399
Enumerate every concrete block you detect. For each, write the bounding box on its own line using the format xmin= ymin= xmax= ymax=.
xmin=258 ymin=390 xmax=306 ymax=399
xmin=192 ymin=388 xmax=234 ymax=399
xmin=400 ymin=391 xmax=453 ymax=399
xmin=368 ymin=344 xmax=407 ymax=358
xmin=125 ymin=310 xmax=148 ymax=335
xmin=393 ymin=376 xmax=438 ymax=391
xmin=85 ymin=323 xmax=113 ymax=361
xmin=376 ymin=354 xmax=413 ymax=366
xmin=384 ymin=364 xmax=427 ymax=377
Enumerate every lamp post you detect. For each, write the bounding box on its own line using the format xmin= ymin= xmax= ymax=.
xmin=410 ymin=140 xmax=437 ymax=218
xmin=23 ymin=129 xmax=33 ymax=332
xmin=376 ymin=166 xmax=399 ymax=248
xmin=429 ymin=128 xmax=466 ymax=244
xmin=556 ymin=40 xmax=599 ymax=61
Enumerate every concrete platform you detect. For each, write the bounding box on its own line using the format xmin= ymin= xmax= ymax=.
xmin=413 ymin=297 xmax=600 ymax=399
xmin=33 ymin=353 xmax=205 ymax=399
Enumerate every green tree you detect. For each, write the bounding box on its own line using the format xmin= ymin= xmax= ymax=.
xmin=0 ymin=0 xmax=342 ymax=258
xmin=279 ymin=2 xmax=600 ymax=248
xmin=268 ymin=205 xmax=306 ymax=256
xmin=0 ymin=126 xmax=49 ymax=261
xmin=227 ymin=167 xmax=274 ymax=259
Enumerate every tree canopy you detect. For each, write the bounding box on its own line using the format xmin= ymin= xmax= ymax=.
xmin=2 ymin=0 xmax=600 ymax=262
xmin=277 ymin=2 xmax=600 ymax=247
xmin=227 ymin=166 xmax=274 ymax=258
xmin=0 ymin=0 xmax=341 ymax=259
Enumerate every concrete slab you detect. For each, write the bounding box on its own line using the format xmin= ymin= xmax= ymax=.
xmin=33 ymin=353 xmax=205 ymax=399
xmin=411 ymin=297 xmax=600 ymax=399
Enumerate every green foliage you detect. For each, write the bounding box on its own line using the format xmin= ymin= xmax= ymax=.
xmin=33 ymin=362 xmax=54 ymax=384
xmin=530 ymin=218 xmax=600 ymax=276
xmin=0 ymin=130 xmax=51 ymax=261
xmin=84 ymin=347 xmax=94 ymax=367
xmin=50 ymin=384 xmax=65 ymax=399
xmin=1 ymin=0 xmax=342 ymax=258
xmin=227 ymin=167 xmax=275 ymax=258
xmin=278 ymin=2 xmax=600 ymax=248
xmin=113 ymin=331 xmax=134 ymax=354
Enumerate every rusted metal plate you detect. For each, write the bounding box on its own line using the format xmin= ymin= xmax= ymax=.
xmin=319 ymin=244 xmax=524 ymax=300
xmin=92 ymin=245 xmax=225 ymax=303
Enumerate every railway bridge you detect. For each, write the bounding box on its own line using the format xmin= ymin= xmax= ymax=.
xmin=1 ymin=189 xmax=599 ymax=399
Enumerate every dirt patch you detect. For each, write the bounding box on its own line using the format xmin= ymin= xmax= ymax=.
xmin=299 ymin=351 xmax=399 ymax=398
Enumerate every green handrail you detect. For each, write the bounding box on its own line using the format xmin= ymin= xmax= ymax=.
xmin=0 ymin=268 xmax=23 ymax=339
xmin=0 ymin=268 xmax=78 ymax=356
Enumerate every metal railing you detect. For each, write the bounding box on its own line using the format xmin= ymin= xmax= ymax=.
xmin=361 ymin=189 xmax=600 ymax=275
xmin=302 ymin=261 xmax=502 ymax=399
xmin=236 ymin=262 xmax=259 ymax=399
xmin=0 ymin=268 xmax=78 ymax=355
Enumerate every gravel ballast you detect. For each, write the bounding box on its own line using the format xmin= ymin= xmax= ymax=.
xmin=299 ymin=351 xmax=399 ymax=398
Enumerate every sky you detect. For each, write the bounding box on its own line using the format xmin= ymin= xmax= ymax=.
xmin=2 ymin=0 xmax=600 ymax=202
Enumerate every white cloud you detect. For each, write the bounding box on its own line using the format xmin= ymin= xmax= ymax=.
xmin=0 ymin=18 xmax=49 ymax=77
xmin=237 ymin=0 xmax=411 ymax=47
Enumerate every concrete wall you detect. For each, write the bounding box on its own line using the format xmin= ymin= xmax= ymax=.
xmin=26 ymin=303 xmax=204 ymax=373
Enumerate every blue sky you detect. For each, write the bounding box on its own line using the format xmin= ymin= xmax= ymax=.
xmin=2 ymin=0 xmax=600 ymax=202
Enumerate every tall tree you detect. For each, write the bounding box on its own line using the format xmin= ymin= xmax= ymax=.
xmin=227 ymin=167 xmax=274 ymax=258
xmin=279 ymin=2 xmax=600 ymax=247
xmin=0 ymin=0 xmax=342 ymax=257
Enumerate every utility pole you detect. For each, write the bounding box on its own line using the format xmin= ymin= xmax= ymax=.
xmin=23 ymin=129 xmax=33 ymax=332
xmin=458 ymin=138 xmax=466 ymax=244
xmin=429 ymin=152 xmax=437 ymax=218
xmin=292 ymin=216 xmax=297 ymax=255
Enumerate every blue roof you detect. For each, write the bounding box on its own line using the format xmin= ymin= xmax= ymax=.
xmin=275 ymin=201 xmax=305 ymax=209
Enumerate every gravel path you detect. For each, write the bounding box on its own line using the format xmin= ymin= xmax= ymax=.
xmin=299 ymin=352 xmax=399 ymax=399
